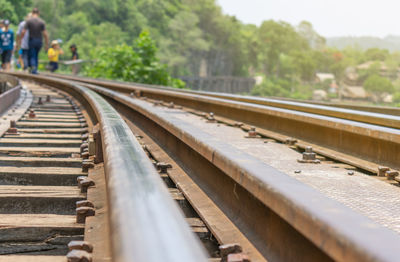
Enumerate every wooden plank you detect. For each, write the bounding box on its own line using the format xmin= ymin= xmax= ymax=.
xmin=0 ymin=185 xmax=83 ymax=198
xmin=0 ymin=157 xmax=81 ymax=167
xmin=0 ymin=256 xmax=66 ymax=262
xmin=20 ymin=118 xmax=81 ymax=123
xmin=0 ymin=138 xmax=82 ymax=147
xmin=4 ymin=133 xmax=82 ymax=139
xmin=0 ymin=165 xmax=83 ymax=173
xmin=16 ymin=122 xmax=82 ymax=128
xmin=16 ymin=128 xmax=85 ymax=134
xmin=0 ymin=147 xmax=79 ymax=157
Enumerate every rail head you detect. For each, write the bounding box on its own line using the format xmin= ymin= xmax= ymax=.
xmin=9 ymin=73 xmax=208 ymax=262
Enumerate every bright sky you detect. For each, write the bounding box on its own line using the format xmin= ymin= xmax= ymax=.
xmin=217 ymin=0 xmax=400 ymax=38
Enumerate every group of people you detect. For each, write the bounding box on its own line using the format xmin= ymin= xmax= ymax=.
xmin=0 ymin=8 xmax=79 ymax=74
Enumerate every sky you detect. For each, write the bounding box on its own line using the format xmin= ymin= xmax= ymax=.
xmin=217 ymin=0 xmax=400 ymax=38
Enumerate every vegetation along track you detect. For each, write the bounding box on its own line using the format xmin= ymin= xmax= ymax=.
xmin=4 ymin=72 xmax=400 ymax=262
xmin=43 ymin=73 xmax=400 ymax=175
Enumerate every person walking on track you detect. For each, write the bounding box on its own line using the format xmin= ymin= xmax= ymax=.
xmin=0 ymin=20 xmax=14 ymax=71
xmin=21 ymin=8 xmax=49 ymax=74
xmin=16 ymin=13 xmax=32 ymax=70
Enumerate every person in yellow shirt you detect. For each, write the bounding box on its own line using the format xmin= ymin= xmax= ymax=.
xmin=48 ymin=40 xmax=63 ymax=72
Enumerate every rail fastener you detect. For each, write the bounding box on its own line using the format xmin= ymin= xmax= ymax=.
xmin=66 ymin=249 xmax=93 ymax=262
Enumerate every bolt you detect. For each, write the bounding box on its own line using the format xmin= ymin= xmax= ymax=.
xmin=77 ymin=176 xmax=86 ymax=184
xmin=234 ymin=122 xmax=243 ymax=127
xmin=81 ymin=133 xmax=89 ymax=140
xmin=38 ymin=97 xmax=43 ymax=105
xmin=378 ymin=166 xmax=390 ymax=177
xmin=302 ymin=146 xmax=316 ymax=161
xmin=294 ymin=170 xmax=302 ymax=174
xmin=78 ymin=176 xmax=95 ymax=193
xmin=153 ymin=100 xmax=161 ymax=106
xmin=81 ymin=128 xmax=89 ymax=134
xmin=82 ymin=160 xmax=95 ymax=173
xmin=168 ymin=102 xmax=175 ymax=108
xmin=46 ymin=95 xmax=51 ymax=102
xmin=68 ymin=240 xmax=93 ymax=253
xmin=386 ymin=171 xmax=399 ymax=180
xmin=247 ymin=126 xmax=258 ymax=138
xmin=80 ymin=122 xmax=88 ymax=128
xmin=80 ymin=143 xmax=89 ymax=153
xmin=7 ymin=120 xmax=18 ymax=134
xmin=348 ymin=171 xmax=354 ymax=176
xmin=130 ymin=92 xmax=135 ymax=97
xmin=67 ymin=249 xmax=92 ymax=262
xmin=156 ymin=162 xmax=172 ymax=174
xmin=28 ymin=109 xmax=36 ymax=118
xmin=220 ymin=243 xmax=243 ymax=262
xmin=81 ymin=151 xmax=90 ymax=160
xmin=76 ymin=200 xmax=95 ymax=209
xmin=76 ymin=207 xmax=95 ymax=223
xmin=285 ymin=138 xmax=297 ymax=145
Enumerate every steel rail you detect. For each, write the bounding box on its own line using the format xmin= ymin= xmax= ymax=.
xmin=0 ymin=74 xmax=21 ymax=115
xmin=75 ymin=79 xmax=400 ymax=262
xmin=10 ymin=73 xmax=208 ymax=262
xmin=44 ymin=73 xmax=400 ymax=129
xmin=44 ymin=74 xmax=400 ymax=171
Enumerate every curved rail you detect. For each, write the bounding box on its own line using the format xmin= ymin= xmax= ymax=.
xmin=45 ymin=73 xmax=400 ymax=129
xmin=75 ymin=79 xmax=400 ymax=262
xmin=12 ymin=73 xmax=208 ymax=262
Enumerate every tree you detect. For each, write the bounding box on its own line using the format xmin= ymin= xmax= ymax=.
xmin=364 ymin=74 xmax=394 ymax=95
xmin=86 ymin=31 xmax=185 ymax=88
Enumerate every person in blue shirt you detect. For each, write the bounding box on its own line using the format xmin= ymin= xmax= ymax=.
xmin=0 ymin=20 xmax=14 ymax=70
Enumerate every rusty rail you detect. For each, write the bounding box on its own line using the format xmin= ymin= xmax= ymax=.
xmin=10 ymin=73 xmax=208 ymax=262
xmin=73 ymin=80 xmax=400 ymax=262
xmin=0 ymin=74 xmax=21 ymax=115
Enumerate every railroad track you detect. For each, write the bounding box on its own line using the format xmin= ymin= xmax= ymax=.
xmin=39 ymin=73 xmax=400 ymax=175
xmin=1 ymin=72 xmax=400 ymax=262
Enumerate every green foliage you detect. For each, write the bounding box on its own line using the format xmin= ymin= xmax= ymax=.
xmin=86 ymin=31 xmax=185 ymax=88
xmin=363 ymin=74 xmax=394 ymax=94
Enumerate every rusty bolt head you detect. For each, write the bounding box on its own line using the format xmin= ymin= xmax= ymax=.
xmin=386 ymin=171 xmax=399 ymax=180
xmin=38 ymin=97 xmax=43 ymax=105
xmin=234 ymin=122 xmax=243 ymax=127
xmin=80 ymin=122 xmax=88 ymax=128
xmin=46 ymin=95 xmax=51 ymax=102
xmin=67 ymin=249 xmax=92 ymax=262
xmin=76 ymin=200 xmax=95 ymax=209
xmin=302 ymin=152 xmax=316 ymax=161
xmin=227 ymin=253 xmax=250 ymax=262
xmin=378 ymin=166 xmax=390 ymax=177
xmin=247 ymin=127 xmax=257 ymax=138
xmin=81 ymin=133 xmax=89 ymax=140
xmin=10 ymin=120 xmax=16 ymax=128
xmin=76 ymin=206 xmax=95 ymax=223
xmin=82 ymin=160 xmax=95 ymax=173
xmin=168 ymin=102 xmax=175 ymax=108
xmin=156 ymin=162 xmax=172 ymax=174
xmin=80 ymin=143 xmax=89 ymax=153
xmin=130 ymin=92 xmax=135 ymax=97
xmin=305 ymin=146 xmax=313 ymax=153
xmin=28 ymin=109 xmax=36 ymax=118
xmin=79 ymin=177 xmax=95 ymax=193
xmin=68 ymin=240 xmax=94 ymax=253
xmin=77 ymin=176 xmax=87 ymax=184
xmin=348 ymin=171 xmax=354 ymax=176
xmin=81 ymin=151 xmax=90 ymax=160
xmin=285 ymin=138 xmax=297 ymax=146
xmin=294 ymin=170 xmax=302 ymax=174
xmin=81 ymin=128 xmax=89 ymax=134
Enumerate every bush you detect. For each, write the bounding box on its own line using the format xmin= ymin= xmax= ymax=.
xmin=363 ymin=74 xmax=394 ymax=94
xmin=85 ymin=31 xmax=185 ymax=88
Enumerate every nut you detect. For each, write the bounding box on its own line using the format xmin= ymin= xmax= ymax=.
xmin=378 ymin=166 xmax=390 ymax=177
xmin=78 ymin=177 xmax=95 ymax=193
